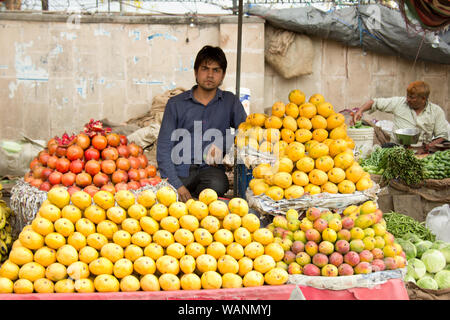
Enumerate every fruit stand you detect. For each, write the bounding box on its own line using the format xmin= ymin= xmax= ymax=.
xmin=0 ymin=90 xmax=447 ymax=301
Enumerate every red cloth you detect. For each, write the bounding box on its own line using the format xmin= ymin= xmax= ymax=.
xmin=0 ymin=284 xmax=296 ymax=300
xmin=299 ymin=279 xmax=409 ymax=300
xmin=0 ymin=280 xmax=409 ymax=300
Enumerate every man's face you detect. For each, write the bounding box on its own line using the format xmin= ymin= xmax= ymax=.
xmin=406 ymin=92 xmax=426 ymax=110
xmin=195 ymin=60 xmax=225 ymax=91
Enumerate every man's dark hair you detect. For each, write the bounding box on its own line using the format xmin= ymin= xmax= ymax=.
xmin=194 ymin=45 xmax=227 ymax=73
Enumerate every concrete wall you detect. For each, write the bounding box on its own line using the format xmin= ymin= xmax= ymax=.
xmin=0 ymin=13 xmax=264 ymax=141
xmin=265 ymin=36 xmax=450 ymax=123
xmin=0 ymin=13 xmax=448 ymax=142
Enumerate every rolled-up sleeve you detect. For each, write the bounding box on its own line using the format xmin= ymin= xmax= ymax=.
xmin=370 ymin=97 xmax=404 ymax=114
xmin=156 ymin=100 xmax=184 ymax=190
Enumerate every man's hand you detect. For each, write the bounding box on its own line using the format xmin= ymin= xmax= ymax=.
xmin=352 ymin=109 xmax=364 ymax=125
xmin=205 ymin=144 xmax=223 ymax=167
xmin=177 ymin=186 xmax=192 ymax=203
xmin=352 ymin=100 xmax=374 ymax=125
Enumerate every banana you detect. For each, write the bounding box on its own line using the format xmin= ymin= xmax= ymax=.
xmin=4 ymin=234 xmax=12 ymax=247
xmin=0 ymin=240 xmax=7 ymax=256
xmin=4 ymin=207 xmax=11 ymax=218
xmin=5 ymin=221 xmax=11 ymax=234
xmin=0 ymin=210 xmax=5 ymax=230
xmin=0 ymin=229 xmax=6 ymax=240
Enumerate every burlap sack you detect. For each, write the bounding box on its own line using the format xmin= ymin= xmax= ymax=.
xmin=0 ymin=138 xmax=46 ymax=178
xmin=125 ymin=87 xmax=186 ymax=168
xmin=406 ymin=282 xmax=450 ymax=300
xmin=126 ymin=87 xmax=185 ymax=128
xmin=265 ymin=24 xmax=314 ymax=79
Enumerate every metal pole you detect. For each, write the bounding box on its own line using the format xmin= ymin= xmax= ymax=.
xmin=233 ymin=0 xmax=243 ymax=198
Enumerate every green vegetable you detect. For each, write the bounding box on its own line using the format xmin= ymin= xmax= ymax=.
xmin=434 ymin=270 xmax=450 ymax=289
xmin=422 ymin=150 xmax=450 ymax=179
xmin=416 ymin=240 xmax=434 ymax=258
xmin=379 ymin=147 xmax=425 ymax=186
xmin=383 ymin=212 xmax=436 ymax=242
xmin=407 ymin=258 xmax=427 ymax=280
xmin=430 ymin=240 xmax=448 ymax=250
xmin=417 ymin=277 xmax=439 ymax=290
xmin=397 ymin=239 xmax=417 ymax=260
xmin=403 ymin=232 xmax=422 ymax=244
xmin=439 ymin=245 xmax=450 ymax=264
xmin=360 ymin=146 xmax=425 ymax=185
xmin=403 ymin=274 xmax=416 ymax=284
xmin=421 ymin=249 xmax=446 ymax=273
xmin=350 ymin=121 xmax=372 ymax=129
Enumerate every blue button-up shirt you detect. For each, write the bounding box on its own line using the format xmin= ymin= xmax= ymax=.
xmin=156 ymin=86 xmax=247 ymax=189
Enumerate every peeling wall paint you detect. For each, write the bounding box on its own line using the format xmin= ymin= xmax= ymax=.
xmin=147 ymin=33 xmax=178 ymax=42
xmin=94 ymin=27 xmax=111 ymax=37
xmin=60 ymin=31 xmax=77 ymax=41
xmin=133 ymin=78 xmax=164 ymax=85
xmin=129 ymin=30 xmax=141 ymax=41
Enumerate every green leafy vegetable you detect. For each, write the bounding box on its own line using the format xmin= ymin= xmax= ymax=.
xmin=434 ymin=270 xmax=450 ymax=289
xmin=360 ymin=146 xmax=425 ymax=185
xmin=417 ymin=277 xmax=439 ymax=290
xmin=421 ymin=249 xmax=446 ymax=273
xmin=383 ymin=211 xmax=436 ymax=242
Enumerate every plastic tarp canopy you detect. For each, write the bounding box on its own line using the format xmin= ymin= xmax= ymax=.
xmin=246 ymin=4 xmax=450 ymax=65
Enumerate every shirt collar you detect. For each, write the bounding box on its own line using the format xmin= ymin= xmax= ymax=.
xmin=184 ymin=85 xmax=224 ymax=102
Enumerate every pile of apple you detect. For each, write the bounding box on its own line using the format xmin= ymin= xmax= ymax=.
xmin=24 ymin=119 xmax=161 ymax=196
xmin=267 ymin=201 xmax=406 ymax=277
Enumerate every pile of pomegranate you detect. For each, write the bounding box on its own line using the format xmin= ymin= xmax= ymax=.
xmin=25 ymin=119 xmax=161 ymax=196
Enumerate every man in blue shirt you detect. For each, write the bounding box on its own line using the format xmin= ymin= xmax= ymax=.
xmin=157 ymin=46 xmax=248 ymax=202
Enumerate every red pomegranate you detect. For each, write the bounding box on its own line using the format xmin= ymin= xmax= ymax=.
xmin=127 ymin=181 xmax=141 ymax=190
xmin=67 ymin=185 xmax=81 ymax=195
xmin=38 ymin=151 xmax=50 ymax=166
xmin=111 ymin=170 xmax=128 ymax=184
xmin=93 ymin=172 xmax=109 ymax=187
xmin=106 ymin=133 xmax=121 ymax=147
xmin=129 ymin=157 xmax=140 ymax=170
xmin=39 ymin=181 xmax=51 ymax=192
xmin=117 ymin=145 xmax=130 ymax=158
xmin=91 ymin=135 xmax=108 ymax=150
xmin=55 ymin=158 xmax=71 ymax=173
xmin=47 ymin=156 xmax=58 ymax=169
xmin=69 ymin=159 xmax=84 ymax=174
xmin=101 ymin=183 xmax=116 ymax=194
xmin=145 ymin=165 xmax=157 ymax=178
xmin=116 ymin=158 xmax=131 ymax=171
xmin=101 ymin=160 xmax=116 ymax=175
xmin=137 ymin=155 xmax=148 ymax=168
xmin=66 ymin=145 xmax=84 ymax=161
xmin=76 ymin=133 xmax=91 ymax=150
xmin=84 ymin=148 xmax=100 ymax=161
xmin=128 ymin=143 xmax=140 ymax=157
xmin=48 ymin=171 xmax=63 ymax=185
xmin=115 ymin=182 xmax=128 ymax=192
xmin=85 ymin=160 xmax=101 ymax=176
xmin=119 ymin=135 xmax=127 ymax=145
xmin=75 ymin=172 xmax=92 ymax=187
xmin=61 ymin=172 xmax=76 ymax=187
xmin=101 ymin=147 xmax=119 ymax=161
xmin=84 ymin=185 xmax=99 ymax=197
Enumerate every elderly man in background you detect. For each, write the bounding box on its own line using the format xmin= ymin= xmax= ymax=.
xmin=353 ymin=81 xmax=448 ymax=152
